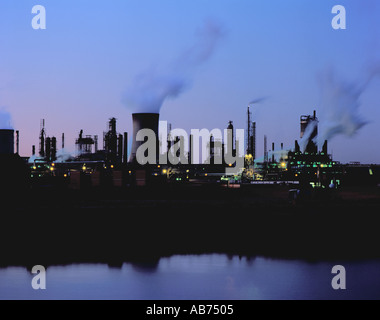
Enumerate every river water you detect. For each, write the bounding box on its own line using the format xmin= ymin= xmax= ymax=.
xmin=0 ymin=255 xmax=379 ymax=300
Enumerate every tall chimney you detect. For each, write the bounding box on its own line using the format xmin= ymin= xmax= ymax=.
xmin=16 ymin=130 xmax=19 ymax=155
xmin=123 ymin=132 xmax=128 ymax=164
xmin=272 ymin=142 xmax=275 ymax=163
xmin=51 ymin=137 xmax=57 ymax=161
xmin=129 ymin=113 xmax=159 ymax=164
xmin=45 ymin=137 xmax=51 ymax=161
xmin=264 ymin=135 xmax=268 ymax=163
xmin=117 ymin=134 xmax=123 ymax=162
xmin=32 ymin=145 xmax=36 ymax=156
xmin=94 ymin=135 xmax=98 ymax=153
xmin=252 ymin=122 xmax=256 ymax=160
xmin=62 ymin=133 xmax=65 ymax=150
xmin=322 ymin=140 xmax=328 ymax=154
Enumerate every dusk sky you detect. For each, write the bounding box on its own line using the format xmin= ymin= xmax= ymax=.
xmin=0 ymin=0 xmax=379 ymax=163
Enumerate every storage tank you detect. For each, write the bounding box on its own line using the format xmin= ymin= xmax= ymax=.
xmin=0 ymin=129 xmax=14 ymax=154
xmin=129 ymin=113 xmax=159 ymax=163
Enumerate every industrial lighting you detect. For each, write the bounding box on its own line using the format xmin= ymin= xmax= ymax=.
xmin=82 ymin=165 xmax=87 ymax=171
xmin=158 ymin=165 xmax=161 ymax=168
xmin=205 ymin=173 xmax=208 ymax=177
xmin=129 ymin=171 xmax=132 ymax=174
xmin=280 ymin=162 xmax=286 ymax=168
xmin=229 ymin=164 xmax=232 ymax=167
xmin=110 ymin=165 xmax=114 ymax=169
xmin=186 ymin=170 xmax=189 ymax=173
xmin=162 ymin=169 xmax=167 ymax=174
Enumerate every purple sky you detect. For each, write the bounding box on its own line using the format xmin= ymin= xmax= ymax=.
xmin=0 ymin=0 xmax=379 ymax=163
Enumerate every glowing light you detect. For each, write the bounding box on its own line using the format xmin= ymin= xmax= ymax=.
xmin=50 ymin=167 xmax=54 ymax=171
xmin=280 ymin=162 xmax=286 ymax=168
xmin=110 ymin=165 xmax=114 ymax=169
xmin=64 ymin=174 xmax=67 ymax=178
xmin=128 ymin=171 xmax=132 ymax=174
xmin=162 ymin=169 xmax=167 ymax=174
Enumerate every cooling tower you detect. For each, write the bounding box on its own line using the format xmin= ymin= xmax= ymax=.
xmin=129 ymin=113 xmax=159 ymax=163
xmin=0 ymin=129 xmax=14 ymax=154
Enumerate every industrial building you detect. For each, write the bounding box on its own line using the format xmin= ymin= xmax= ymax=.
xmin=0 ymin=106 xmax=378 ymax=192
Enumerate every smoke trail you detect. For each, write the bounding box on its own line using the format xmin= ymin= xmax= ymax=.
xmin=299 ymin=120 xmax=318 ymax=153
xmin=249 ymin=97 xmax=267 ymax=105
xmin=122 ymin=20 xmax=224 ymax=113
xmin=0 ymin=109 xmax=13 ymax=129
xmin=318 ymin=66 xmax=380 ymax=143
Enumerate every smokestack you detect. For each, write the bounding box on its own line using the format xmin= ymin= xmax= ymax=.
xmin=94 ymin=135 xmax=98 ymax=153
xmin=129 ymin=113 xmax=159 ymax=164
xmin=51 ymin=137 xmax=57 ymax=161
xmin=281 ymin=143 xmax=284 ymax=150
xmin=272 ymin=143 xmax=275 ymax=163
xmin=62 ymin=133 xmax=65 ymax=150
xmin=0 ymin=130 xmax=15 ymax=154
xmin=16 ymin=130 xmax=19 ymax=155
xmin=123 ymin=132 xmax=128 ymax=164
xmin=32 ymin=145 xmax=36 ymax=156
xmin=45 ymin=137 xmax=51 ymax=161
xmin=39 ymin=119 xmax=45 ymax=157
xmin=118 ymin=134 xmax=123 ymax=162
xmin=252 ymin=122 xmax=256 ymax=160
xmin=322 ymin=140 xmax=328 ymax=154
xmin=264 ymin=135 xmax=268 ymax=163
xmin=295 ymin=140 xmax=300 ymax=153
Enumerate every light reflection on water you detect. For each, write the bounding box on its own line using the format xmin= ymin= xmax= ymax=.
xmin=0 ymin=255 xmax=379 ymax=300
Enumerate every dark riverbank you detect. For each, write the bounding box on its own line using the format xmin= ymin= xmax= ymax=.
xmin=1 ymin=184 xmax=380 ymax=267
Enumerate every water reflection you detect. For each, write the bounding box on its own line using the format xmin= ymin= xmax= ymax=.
xmin=0 ymin=255 xmax=379 ymax=300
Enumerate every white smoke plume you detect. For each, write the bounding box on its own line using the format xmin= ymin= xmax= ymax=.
xmin=318 ymin=65 xmax=380 ymax=143
xmin=0 ymin=109 xmax=13 ymax=129
xmin=56 ymin=148 xmax=74 ymax=163
xmin=299 ymin=120 xmax=318 ymax=153
xmin=122 ymin=20 xmax=224 ymax=113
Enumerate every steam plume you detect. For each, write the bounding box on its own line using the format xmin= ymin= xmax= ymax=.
xmin=318 ymin=66 xmax=380 ymax=143
xmin=0 ymin=109 xmax=13 ymax=129
xmin=122 ymin=21 xmax=224 ymax=113
xmin=299 ymin=120 xmax=318 ymax=153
